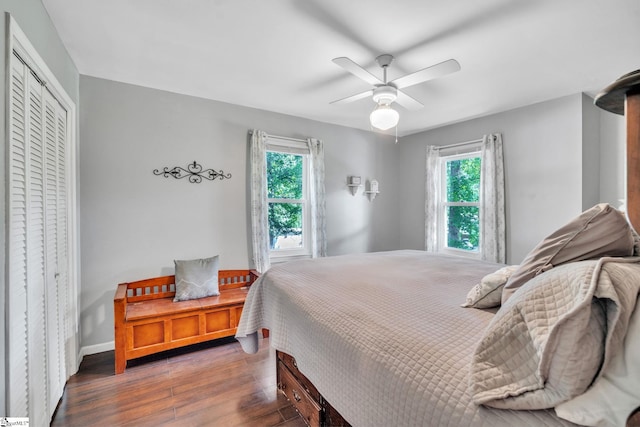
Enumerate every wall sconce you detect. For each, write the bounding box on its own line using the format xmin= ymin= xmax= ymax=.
xmin=365 ymin=179 xmax=379 ymax=201
xmin=347 ymin=176 xmax=362 ymax=196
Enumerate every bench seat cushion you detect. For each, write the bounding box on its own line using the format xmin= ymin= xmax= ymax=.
xmin=125 ymin=288 xmax=249 ymax=321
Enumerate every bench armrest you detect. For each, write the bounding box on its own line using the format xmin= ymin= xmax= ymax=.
xmin=114 ymin=283 xmax=128 ymax=303
xmin=114 ymin=283 xmax=128 ymax=374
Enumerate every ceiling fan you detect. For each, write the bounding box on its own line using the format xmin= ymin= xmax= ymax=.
xmin=331 ymin=55 xmax=461 ymax=130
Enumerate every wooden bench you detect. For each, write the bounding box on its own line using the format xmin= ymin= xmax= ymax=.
xmin=114 ymin=269 xmax=259 ymax=374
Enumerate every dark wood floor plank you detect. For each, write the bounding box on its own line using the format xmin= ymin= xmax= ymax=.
xmin=51 ymin=337 xmax=302 ymax=427
xmin=121 ymin=408 xmax=177 ymax=427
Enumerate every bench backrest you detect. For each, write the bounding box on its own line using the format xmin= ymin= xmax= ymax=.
xmin=123 ymin=270 xmax=258 ymax=303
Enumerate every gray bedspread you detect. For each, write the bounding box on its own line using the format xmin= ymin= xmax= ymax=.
xmin=236 ymin=250 xmax=578 ymax=426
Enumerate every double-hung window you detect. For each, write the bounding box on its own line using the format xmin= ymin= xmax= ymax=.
xmin=439 ymin=152 xmax=481 ymax=256
xmin=426 ymin=135 xmax=505 ymax=263
xmin=266 ymin=139 xmax=311 ymax=260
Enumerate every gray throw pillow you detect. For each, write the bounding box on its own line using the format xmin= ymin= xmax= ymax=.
xmin=173 ymin=255 xmax=220 ymax=302
xmin=501 ymin=203 xmax=634 ymax=304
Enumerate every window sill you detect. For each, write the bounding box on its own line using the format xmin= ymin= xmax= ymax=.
xmin=269 ymin=254 xmax=312 ymax=264
xmin=440 ymin=247 xmax=481 ymax=260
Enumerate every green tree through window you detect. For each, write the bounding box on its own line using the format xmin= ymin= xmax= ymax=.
xmin=445 ymin=156 xmax=480 ymax=251
xmin=266 ymin=151 xmax=304 ymax=249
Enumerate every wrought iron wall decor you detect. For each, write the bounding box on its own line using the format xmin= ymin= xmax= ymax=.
xmin=153 ymin=161 xmax=232 ymax=184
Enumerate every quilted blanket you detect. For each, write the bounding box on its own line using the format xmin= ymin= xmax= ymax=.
xmin=236 ymin=250 xmax=580 ymax=426
xmin=470 ymin=257 xmax=640 ymax=409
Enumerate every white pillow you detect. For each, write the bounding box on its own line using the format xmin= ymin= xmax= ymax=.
xmin=555 ymin=299 xmax=640 ymax=427
xmin=461 ymin=265 xmax=518 ymax=309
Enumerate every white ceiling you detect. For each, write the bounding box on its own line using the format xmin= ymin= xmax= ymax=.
xmin=43 ymin=0 xmax=640 ymax=137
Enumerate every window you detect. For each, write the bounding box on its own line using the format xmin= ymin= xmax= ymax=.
xmin=250 ymin=130 xmax=326 ymax=272
xmin=439 ymin=152 xmax=481 ymax=255
xmin=266 ymin=140 xmax=310 ymax=259
xmin=426 ymin=136 xmax=505 ymax=263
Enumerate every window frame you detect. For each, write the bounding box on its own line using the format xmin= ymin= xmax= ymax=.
xmin=438 ymin=150 xmax=482 ymax=259
xmin=265 ymin=138 xmax=312 ymax=262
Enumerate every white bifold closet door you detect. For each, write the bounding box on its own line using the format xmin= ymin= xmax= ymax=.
xmin=8 ymin=49 xmax=69 ymax=424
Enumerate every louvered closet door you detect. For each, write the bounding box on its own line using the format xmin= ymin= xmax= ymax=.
xmin=8 ymin=46 xmax=30 ymax=421
xmin=44 ymin=88 xmax=67 ymax=413
xmin=56 ymin=101 xmax=71 ymax=379
xmin=8 ymin=50 xmax=69 ymax=424
xmin=26 ymin=62 xmax=49 ymax=427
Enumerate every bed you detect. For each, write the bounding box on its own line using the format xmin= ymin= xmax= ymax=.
xmin=236 ymin=248 xmax=640 ymax=426
xmin=236 ymin=71 xmax=640 ymax=427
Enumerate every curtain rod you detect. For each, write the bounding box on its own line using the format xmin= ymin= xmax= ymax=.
xmin=438 ymin=138 xmax=483 ymax=150
xmin=248 ymin=130 xmax=307 ymax=144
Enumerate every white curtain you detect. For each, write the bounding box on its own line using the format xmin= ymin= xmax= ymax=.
xmin=250 ymin=130 xmax=270 ymax=273
xmin=424 ymin=145 xmax=441 ymax=252
xmin=480 ymin=133 xmax=506 ymax=263
xmin=307 ymin=137 xmax=328 ymax=258
xmin=424 ymin=134 xmax=505 ymax=263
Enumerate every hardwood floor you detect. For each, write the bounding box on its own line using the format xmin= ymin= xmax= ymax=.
xmin=51 ymin=336 xmax=305 ymax=427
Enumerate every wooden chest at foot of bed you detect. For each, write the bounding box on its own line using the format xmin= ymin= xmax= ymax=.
xmin=276 ymin=350 xmax=351 ymax=427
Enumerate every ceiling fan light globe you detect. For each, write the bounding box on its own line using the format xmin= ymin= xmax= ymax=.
xmin=370 ymin=104 xmax=399 ymax=130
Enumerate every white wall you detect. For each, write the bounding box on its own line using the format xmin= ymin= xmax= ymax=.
xmin=582 ymin=93 xmax=601 ymax=210
xmin=398 ymin=94 xmax=591 ymax=264
xmin=79 ymin=76 xmax=402 ymax=349
xmin=599 ymin=109 xmax=626 ymax=208
xmin=0 ymin=0 xmax=80 ymax=414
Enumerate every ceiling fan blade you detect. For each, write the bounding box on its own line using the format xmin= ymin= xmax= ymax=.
xmin=332 ymin=57 xmax=383 ymax=86
xmin=330 ymin=89 xmax=374 ymax=105
xmin=391 ymin=59 xmax=461 ymax=89
xmin=395 ymin=90 xmax=424 ymax=110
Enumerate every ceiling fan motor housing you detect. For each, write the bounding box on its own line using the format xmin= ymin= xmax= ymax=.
xmin=372 ymin=85 xmax=397 ymax=105
xmin=375 ymin=54 xmax=394 ymax=68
